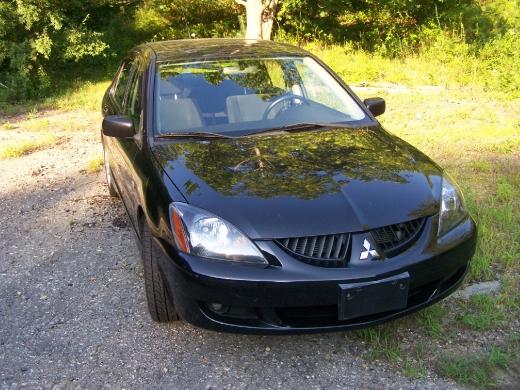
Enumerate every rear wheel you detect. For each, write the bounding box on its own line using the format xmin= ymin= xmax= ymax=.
xmin=103 ymin=146 xmax=118 ymax=198
xmin=141 ymin=222 xmax=179 ymax=322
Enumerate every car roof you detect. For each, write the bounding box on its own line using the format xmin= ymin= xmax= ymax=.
xmin=139 ymin=38 xmax=311 ymax=63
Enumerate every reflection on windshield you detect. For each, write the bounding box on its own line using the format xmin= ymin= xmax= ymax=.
xmin=155 ymin=57 xmax=367 ymax=136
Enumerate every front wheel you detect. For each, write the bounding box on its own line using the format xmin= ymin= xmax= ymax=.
xmin=141 ymin=223 xmax=179 ymax=322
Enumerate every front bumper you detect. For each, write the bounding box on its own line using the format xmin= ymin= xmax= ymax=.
xmin=156 ymin=217 xmax=477 ymax=334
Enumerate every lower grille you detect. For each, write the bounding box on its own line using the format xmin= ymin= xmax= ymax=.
xmin=371 ymin=218 xmax=426 ymax=257
xmin=275 ymin=234 xmax=350 ymax=267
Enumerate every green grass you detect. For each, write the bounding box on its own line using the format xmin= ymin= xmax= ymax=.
xmin=0 ymin=135 xmax=58 ymax=159
xmin=417 ymin=305 xmax=446 ymax=338
xmin=354 ymin=326 xmax=402 ymax=362
xmin=439 ymin=342 xmax=519 ymax=389
xmin=402 ymin=342 xmax=428 ymax=379
xmin=1 ymin=80 xmax=110 ymax=116
xmin=302 ymin=38 xmax=520 ymax=100
xmin=86 ymin=155 xmax=104 ymax=173
xmin=456 ymin=294 xmax=506 ymax=331
xmin=1 ymin=111 xmax=101 ymax=133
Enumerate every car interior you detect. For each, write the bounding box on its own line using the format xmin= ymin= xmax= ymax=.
xmin=156 ymin=71 xmax=298 ymax=133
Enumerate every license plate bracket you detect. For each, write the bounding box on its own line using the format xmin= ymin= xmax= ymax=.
xmin=338 ymin=272 xmax=410 ymax=321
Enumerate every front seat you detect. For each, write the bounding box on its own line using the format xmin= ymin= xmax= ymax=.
xmin=158 ymin=98 xmax=203 ymax=133
xmin=226 ymin=94 xmax=270 ymax=123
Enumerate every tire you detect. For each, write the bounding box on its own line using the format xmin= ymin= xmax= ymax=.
xmin=103 ymin=146 xmax=119 ymax=198
xmin=141 ymin=222 xmax=179 ymax=322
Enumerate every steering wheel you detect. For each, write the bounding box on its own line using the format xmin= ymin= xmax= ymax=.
xmin=262 ymin=94 xmax=309 ymax=120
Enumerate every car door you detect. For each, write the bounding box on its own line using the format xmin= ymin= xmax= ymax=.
xmin=104 ymin=57 xmax=133 ymax=195
xmin=118 ymin=54 xmax=147 ymax=230
xmin=104 ymin=52 xmax=142 ymax=229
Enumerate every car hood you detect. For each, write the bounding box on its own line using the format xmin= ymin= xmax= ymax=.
xmin=152 ymin=127 xmax=442 ymax=239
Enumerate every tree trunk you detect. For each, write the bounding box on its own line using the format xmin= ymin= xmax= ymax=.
xmin=261 ymin=0 xmax=278 ymax=40
xmin=235 ymin=0 xmax=277 ymax=40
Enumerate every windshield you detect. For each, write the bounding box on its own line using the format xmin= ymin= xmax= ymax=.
xmin=155 ymin=56 xmax=367 ymax=136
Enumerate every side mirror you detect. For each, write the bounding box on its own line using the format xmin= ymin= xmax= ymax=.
xmin=363 ymin=97 xmax=385 ymax=117
xmin=102 ymin=115 xmax=134 ymax=138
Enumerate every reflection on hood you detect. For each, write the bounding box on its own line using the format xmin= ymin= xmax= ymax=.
xmin=153 ymin=128 xmax=437 ymax=200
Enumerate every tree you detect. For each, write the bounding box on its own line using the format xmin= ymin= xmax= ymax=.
xmin=234 ymin=0 xmax=278 ymax=40
xmin=0 ymin=0 xmax=113 ymax=101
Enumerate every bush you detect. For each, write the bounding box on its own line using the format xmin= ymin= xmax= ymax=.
xmin=478 ymin=30 xmax=520 ymax=96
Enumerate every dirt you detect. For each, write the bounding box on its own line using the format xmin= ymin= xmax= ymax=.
xmin=0 ymin=109 xmax=492 ymax=389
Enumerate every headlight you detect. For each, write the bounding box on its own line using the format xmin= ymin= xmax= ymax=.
xmin=438 ymin=174 xmax=467 ymax=236
xmin=169 ymin=202 xmax=267 ymax=264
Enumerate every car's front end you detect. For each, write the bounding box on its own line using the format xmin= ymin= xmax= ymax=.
xmin=156 ymin=213 xmax=475 ymax=334
xmin=150 ymin=125 xmax=477 ymax=334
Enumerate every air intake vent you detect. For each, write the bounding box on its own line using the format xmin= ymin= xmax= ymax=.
xmin=275 ymin=234 xmax=350 ymax=267
xmin=371 ymin=218 xmax=426 ymax=257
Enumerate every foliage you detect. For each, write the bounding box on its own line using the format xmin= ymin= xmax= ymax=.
xmin=1 ymin=0 xmax=519 ymax=103
xmin=301 ymin=30 xmax=520 ymax=99
xmin=277 ymin=0 xmax=518 ymax=53
xmin=133 ymin=0 xmax=240 ymax=40
xmin=0 ymin=0 xmax=239 ymax=102
xmin=0 ymin=0 xmax=113 ymax=101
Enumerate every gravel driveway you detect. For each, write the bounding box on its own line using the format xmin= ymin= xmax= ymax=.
xmin=0 ymin=112 xmax=460 ymax=389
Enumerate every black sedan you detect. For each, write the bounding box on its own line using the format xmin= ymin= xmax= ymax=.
xmin=101 ymin=38 xmax=476 ymax=334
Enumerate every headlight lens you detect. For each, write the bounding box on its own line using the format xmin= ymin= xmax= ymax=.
xmin=169 ymin=202 xmax=267 ymax=264
xmin=438 ymin=175 xmax=467 ymax=236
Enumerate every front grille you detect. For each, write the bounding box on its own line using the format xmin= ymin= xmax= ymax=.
xmin=276 ymin=218 xmax=426 ymax=267
xmin=275 ymin=234 xmax=350 ymax=267
xmin=371 ymin=218 xmax=426 ymax=257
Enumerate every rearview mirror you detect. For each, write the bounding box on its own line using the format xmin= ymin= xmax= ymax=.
xmin=102 ymin=115 xmax=134 ymax=138
xmin=363 ymin=97 xmax=385 ymax=117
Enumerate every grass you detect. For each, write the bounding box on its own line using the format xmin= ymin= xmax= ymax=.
xmin=1 ymin=111 xmax=101 ymax=133
xmin=0 ymin=80 xmax=110 ymax=117
xmin=86 ymin=155 xmax=104 ymax=173
xmin=417 ymin=305 xmax=446 ymax=338
xmin=354 ymin=325 xmax=402 ymax=362
xmin=302 ymin=39 xmax=520 ymax=100
xmin=456 ymin=294 xmax=506 ymax=331
xmin=439 ymin=341 xmax=519 ymax=389
xmin=0 ymin=134 xmax=58 ymax=159
xmin=402 ymin=342 xmax=428 ymax=379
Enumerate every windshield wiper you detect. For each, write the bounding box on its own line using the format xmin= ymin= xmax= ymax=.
xmin=156 ymin=131 xmax=232 ymax=139
xmin=247 ymin=122 xmax=350 ymax=137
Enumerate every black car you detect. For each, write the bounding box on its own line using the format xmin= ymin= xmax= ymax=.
xmin=101 ymin=38 xmax=476 ymax=334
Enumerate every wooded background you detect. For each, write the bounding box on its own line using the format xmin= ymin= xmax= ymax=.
xmin=0 ymin=0 xmax=519 ymax=102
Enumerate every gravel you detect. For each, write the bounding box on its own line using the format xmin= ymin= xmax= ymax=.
xmin=0 ymin=112 xmax=461 ymax=389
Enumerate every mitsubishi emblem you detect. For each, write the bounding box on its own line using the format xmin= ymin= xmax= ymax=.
xmin=360 ymin=239 xmax=379 ymax=260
